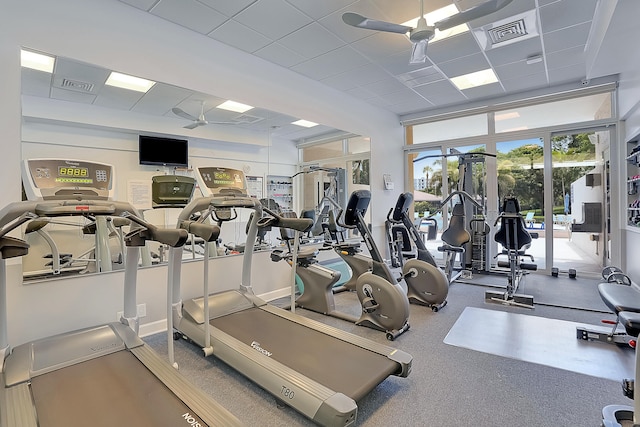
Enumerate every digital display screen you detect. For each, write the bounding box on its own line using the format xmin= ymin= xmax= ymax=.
xmin=57 ymin=166 xmax=93 ymax=184
xmin=199 ymin=167 xmax=246 ymax=190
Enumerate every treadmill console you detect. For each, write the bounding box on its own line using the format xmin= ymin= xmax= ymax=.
xmin=22 ymin=159 xmax=115 ymax=201
xmin=151 ymin=175 xmax=196 ymax=208
xmin=196 ymin=167 xmax=248 ymax=197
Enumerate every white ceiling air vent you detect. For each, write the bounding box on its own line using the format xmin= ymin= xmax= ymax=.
xmin=487 ymin=19 xmax=527 ymax=45
xmin=473 ymin=9 xmax=539 ymax=50
xmin=59 ymin=78 xmax=95 ymax=93
xmin=231 ymin=114 xmax=263 ymax=124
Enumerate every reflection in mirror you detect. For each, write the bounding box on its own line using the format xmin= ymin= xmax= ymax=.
xmin=298 ymin=135 xmax=371 ymax=243
xmin=19 ymin=50 xmax=358 ymax=282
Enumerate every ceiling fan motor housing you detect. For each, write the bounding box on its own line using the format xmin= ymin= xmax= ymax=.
xmin=410 ymin=26 xmax=435 ymax=42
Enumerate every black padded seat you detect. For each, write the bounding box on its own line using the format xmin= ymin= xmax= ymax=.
xmin=618 ymin=311 xmax=640 ymax=338
xmin=598 ymin=282 xmax=640 ymax=314
xmin=494 ymin=197 xmax=531 ymax=251
xmin=441 ymin=203 xmax=470 ymax=248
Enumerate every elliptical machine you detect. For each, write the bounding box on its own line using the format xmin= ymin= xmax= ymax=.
xmin=385 ymin=192 xmax=448 ymax=311
xmin=273 ymin=190 xmax=410 ymax=340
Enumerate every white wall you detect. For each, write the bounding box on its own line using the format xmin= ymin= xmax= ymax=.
xmin=0 ymin=0 xmax=403 ymax=345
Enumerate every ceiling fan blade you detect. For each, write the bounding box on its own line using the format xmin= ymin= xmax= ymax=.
xmin=342 ymin=12 xmax=412 ymax=34
xmin=183 ymin=122 xmax=201 ymax=130
xmin=409 ymin=39 xmax=429 ymax=64
xmin=172 ymin=107 xmax=198 ymax=122
xmin=435 ymin=0 xmax=514 ymax=32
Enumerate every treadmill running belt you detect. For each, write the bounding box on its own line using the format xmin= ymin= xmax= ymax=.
xmin=30 ymin=350 xmax=207 ymax=427
xmin=211 ymin=307 xmax=398 ymax=401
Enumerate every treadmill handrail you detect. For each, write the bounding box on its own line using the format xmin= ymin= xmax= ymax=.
xmin=177 ymin=195 xmax=261 ymax=224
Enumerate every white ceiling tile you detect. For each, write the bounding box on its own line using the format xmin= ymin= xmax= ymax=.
xmin=318 ymin=1 xmax=394 ymax=44
xmin=291 ymin=46 xmax=369 ymax=80
xmin=543 ymin=21 xmax=591 ymax=54
xmin=388 ymin=97 xmax=434 ymax=115
xmin=21 ymin=69 xmax=52 ymax=98
xmin=413 ymin=80 xmax=467 ymax=105
xmin=234 ymin=0 xmax=312 ymax=40
xmin=360 ymin=78 xmax=408 ymax=97
xmin=494 ymin=59 xmax=546 ymax=82
xmin=93 ymin=86 xmax=143 ymax=110
xmin=462 ymin=82 xmax=504 ymax=100
xmin=539 ymin=0 xmax=597 ymax=34
xmin=462 ymin=0 xmax=536 ymax=31
xmin=151 ymin=0 xmax=227 ymax=34
xmin=50 ymin=87 xmax=97 ymax=104
xmin=254 ymin=42 xmax=307 ymax=68
xmin=345 ymin=86 xmax=377 ymax=101
xmin=55 ymin=57 xmax=110 ymax=85
xmin=377 ymin=51 xmax=433 ymax=76
xmin=548 ymin=63 xmax=587 ymax=85
xmin=546 ymin=46 xmax=586 ymax=71
xmin=132 ymin=83 xmax=194 ymax=116
xmin=501 ymin=72 xmax=548 ymax=92
xmin=426 ymin=32 xmax=483 ymax=65
xmin=209 ymin=19 xmax=272 ymax=53
xmin=118 ymin=0 xmax=157 ymax=12
xmin=320 ymin=65 xmax=390 ymax=91
xmin=382 ymin=88 xmax=427 ymax=106
xmin=284 ymin=0 xmax=356 ymax=20
xmin=484 ymin=37 xmax=543 ymax=67
xmin=197 ymin=0 xmax=257 ymax=17
xmin=437 ymin=53 xmax=491 ymax=78
xmin=278 ymin=22 xmax=345 ymax=59
xmin=397 ymin=66 xmax=445 ymax=88
xmin=351 ymin=32 xmax=412 ymax=63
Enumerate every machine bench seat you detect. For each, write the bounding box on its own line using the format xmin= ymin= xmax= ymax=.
xmin=598 ymin=283 xmax=640 ymax=315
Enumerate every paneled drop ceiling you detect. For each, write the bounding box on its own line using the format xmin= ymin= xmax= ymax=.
xmin=21 ymin=0 xmax=635 ymax=141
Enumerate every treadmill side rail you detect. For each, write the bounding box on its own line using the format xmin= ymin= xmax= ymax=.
xmin=3 ymin=323 xmax=135 ymax=387
xmin=2 ymin=380 xmax=38 ymax=427
xmin=262 ymin=304 xmax=413 ymax=377
xmin=131 ymin=345 xmax=244 ymax=427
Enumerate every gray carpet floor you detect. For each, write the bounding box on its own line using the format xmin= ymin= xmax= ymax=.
xmin=144 ymin=271 xmax=634 ymax=426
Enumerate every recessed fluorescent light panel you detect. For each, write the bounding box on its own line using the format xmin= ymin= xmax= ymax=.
xmin=105 ymin=72 xmax=155 ymax=93
xmin=402 ymin=4 xmax=469 ymax=43
xmin=216 ymin=100 xmax=253 ymax=113
xmin=21 ymin=49 xmax=55 ymax=73
xmin=450 ymin=69 xmax=498 ymax=90
xmin=495 ymin=111 xmax=520 ymax=121
xmin=292 ymin=119 xmax=318 ymax=128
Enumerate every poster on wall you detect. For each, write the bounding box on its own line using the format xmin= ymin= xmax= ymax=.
xmin=127 ymin=179 xmax=152 ymax=210
xmin=246 ymin=175 xmax=264 ymax=199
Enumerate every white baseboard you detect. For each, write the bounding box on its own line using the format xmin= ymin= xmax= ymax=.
xmin=138 ymin=286 xmax=291 ymax=337
xmin=258 ymin=286 xmax=292 ymax=302
xmin=139 ymin=319 xmax=168 ymax=338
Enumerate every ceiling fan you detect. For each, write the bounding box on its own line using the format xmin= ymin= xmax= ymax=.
xmin=342 ymin=0 xmax=513 ymax=64
xmin=172 ymin=101 xmax=238 ymax=129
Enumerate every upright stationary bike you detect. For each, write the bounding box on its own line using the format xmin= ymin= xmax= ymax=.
xmin=273 ymin=190 xmax=411 ymax=340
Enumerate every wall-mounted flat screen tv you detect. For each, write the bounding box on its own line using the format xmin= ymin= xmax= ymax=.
xmin=139 ymin=135 xmax=189 ymax=168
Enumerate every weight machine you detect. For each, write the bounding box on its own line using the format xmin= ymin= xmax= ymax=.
xmin=292 ymin=165 xmax=347 ymax=238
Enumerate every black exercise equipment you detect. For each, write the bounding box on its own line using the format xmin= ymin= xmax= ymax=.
xmin=486 ymin=196 xmax=537 ymax=308
xmin=385 ymin=192 xmax=448 ymax=311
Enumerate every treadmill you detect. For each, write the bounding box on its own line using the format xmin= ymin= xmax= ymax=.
xmin=1 ymin=159 xmax=242 ymax=427
xmin=168 ymin=166 xmax=412 ymax=427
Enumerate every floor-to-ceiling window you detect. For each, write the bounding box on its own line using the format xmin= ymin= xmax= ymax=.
xmin=405 ymin=88 xmax=616 ymax=278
